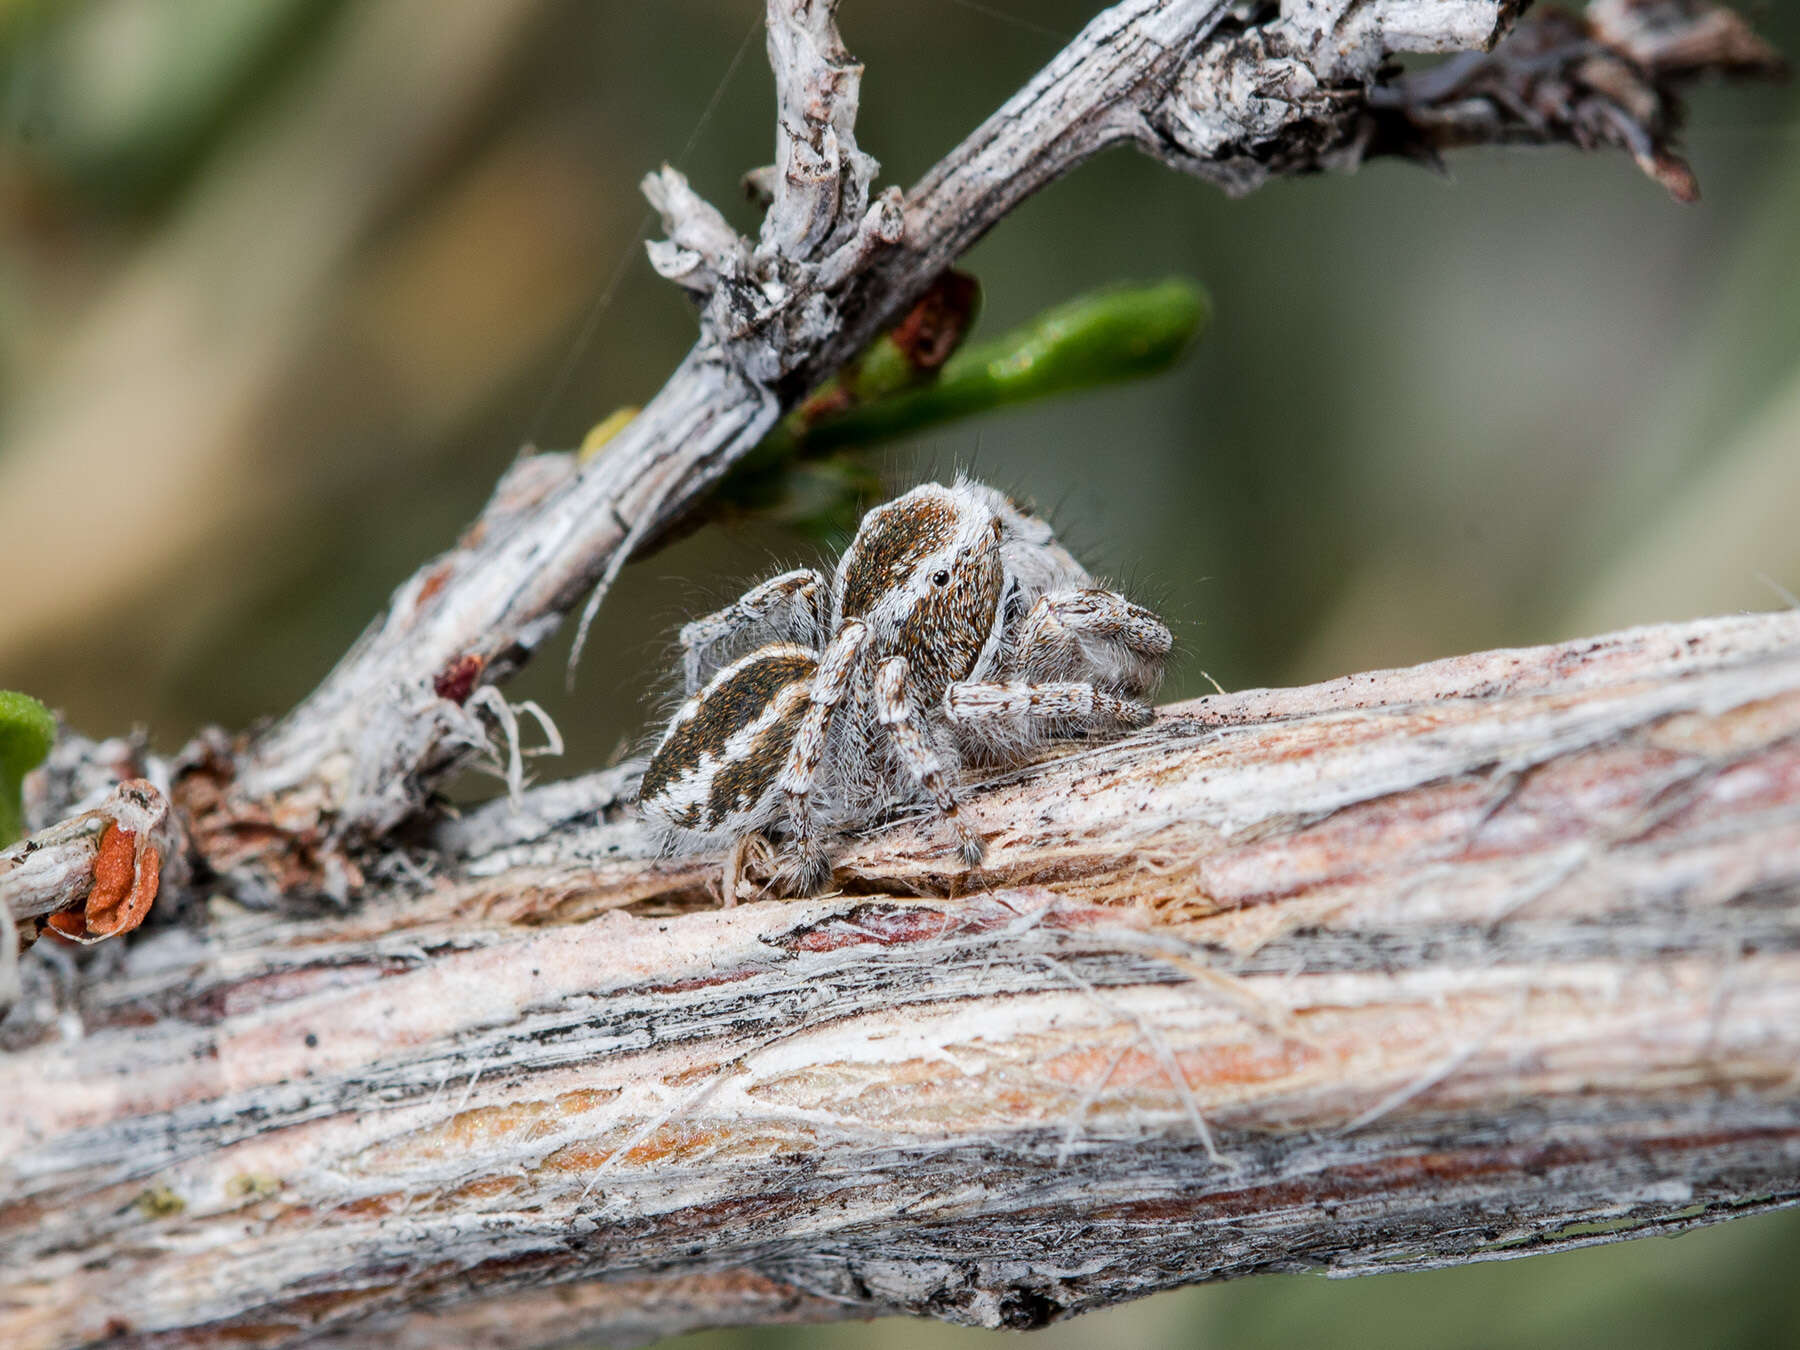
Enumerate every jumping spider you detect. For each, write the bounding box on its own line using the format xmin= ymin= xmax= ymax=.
xmin=639 ymin=477 xmax=1172 ymax=896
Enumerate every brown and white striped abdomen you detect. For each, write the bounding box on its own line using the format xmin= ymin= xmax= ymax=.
xmin=640 ymin=645 xmax=817 ymax=838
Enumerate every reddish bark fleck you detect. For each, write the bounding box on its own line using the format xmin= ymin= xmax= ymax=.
xmin=434 ymin=653 xmax=485 ymax=704
xmin=415 ymin=562 xmax=455 ymax=608
xmin=794 ymin=383 xmax=856 ymax=426
xmin=889 ymin=269 xmax=979 ymax=373
xmin=780 ymin=900 xmax=1015 ymax=952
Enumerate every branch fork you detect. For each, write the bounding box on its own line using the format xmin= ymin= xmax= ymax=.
xmin=642 ymin=3 xmax=903 ymax=384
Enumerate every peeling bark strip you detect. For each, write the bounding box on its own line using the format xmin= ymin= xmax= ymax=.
xmin=1 ymin=781 xmax=176 ymax=946
xmin=171 ymin=0 xmax=1774 ymax=904
xmin=4 ymin=613 xmax=1799 ymax=1348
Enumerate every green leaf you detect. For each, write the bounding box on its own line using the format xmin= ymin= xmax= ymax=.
xmin=0 ymin=690 xmax=56 ymax=845
xmin=784 ymin=276 xmax=1211 ymax=459
xmin=601 ymin=276 xmax=1212 ymax=549
xmin=729 ymin=276 xmax=1211 ymax=538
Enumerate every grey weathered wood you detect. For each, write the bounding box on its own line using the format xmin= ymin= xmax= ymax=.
xmin=4 ymin=613 xmax=1799 ymax=1347
xmin=2 ymin=3 xmax=1789 ymax=1346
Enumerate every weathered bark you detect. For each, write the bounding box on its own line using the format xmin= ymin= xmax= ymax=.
xmin=3 ymin=2 xmax=1790 ymax=1346
xmin=5 ymin=612 xmax=1799 ymax=1347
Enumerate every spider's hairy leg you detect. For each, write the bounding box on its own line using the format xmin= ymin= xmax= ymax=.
xmin=876 ymin=657 xmax=985 ymax=868
xmin=945 ymin=680 xmax=1154 ymax=745
xmin=1013 ymin=587 xmax=1172 ymax=695
xmin=679 ymin=568 xmax=830 ymax=693
xmin=777 ymin=620 xmax=869 ymax=894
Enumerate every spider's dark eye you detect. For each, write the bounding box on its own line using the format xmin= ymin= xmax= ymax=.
xmin=932 ymin=569 xmax=951 ymax=587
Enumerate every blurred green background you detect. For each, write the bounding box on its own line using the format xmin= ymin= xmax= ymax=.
xmin=3 ymin=0 xmax=1798 ymax=1345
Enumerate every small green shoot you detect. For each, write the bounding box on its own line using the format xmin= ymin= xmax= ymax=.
xmin=777 ymin=276 xmax=1209 ymax=460
xmin=0 ymin=690 xmax=56 ymax=845
xmin=724 ymin=276 xmax=1211 ymax=537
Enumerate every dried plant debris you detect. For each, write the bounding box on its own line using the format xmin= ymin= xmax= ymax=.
xmin=2 ymin=779 xmax=174 ymax=958
xmin=1371 ymin=0 xmax=1786 ymax=200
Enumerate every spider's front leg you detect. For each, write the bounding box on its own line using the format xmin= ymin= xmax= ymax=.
xmin=944 ymin=679 xmax=1153 ymax=752
xmin=679 ymin=568 xmax=830 ymax=693
xmin=776 ymin=620 xmax=868 ymax=894
xmin=1013 ymin=587 xmax=1172 ymax=696
xmin=875 ymin=657 xmax=986 ymax=868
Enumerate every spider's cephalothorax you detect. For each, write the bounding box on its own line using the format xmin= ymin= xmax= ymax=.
xmin=639 ymin=478 xmax=1172 ymax=897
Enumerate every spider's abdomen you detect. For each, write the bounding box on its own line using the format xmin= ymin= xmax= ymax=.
xmin=640 ymin=645 xmax=816 ymax=835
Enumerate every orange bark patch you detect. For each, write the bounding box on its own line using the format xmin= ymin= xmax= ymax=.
xmin=45 ymin=824 xmax=160 ymax=942
xmin=432 ymin=1174 xmax=526 ymax=1208
xmin=414 ymin=561 xmax=455 ymax=608
xmin=328 ymin=1192 xmax=408 ymax=1220
xmin=352 ymin=1090 xmax=619 ymax=1174
xmin=540 ymin=1120 xmax=817 ymax=1173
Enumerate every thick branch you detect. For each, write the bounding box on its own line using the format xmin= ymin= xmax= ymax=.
xmin=149 ymin=0 xmax=1775 ymax=906
xmin=5 ymin=612 xmax=1799 ymax=1347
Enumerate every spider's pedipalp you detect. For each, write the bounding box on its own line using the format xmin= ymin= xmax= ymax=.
xmin=1012 ymin=587 xmax=1173 ymax=696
